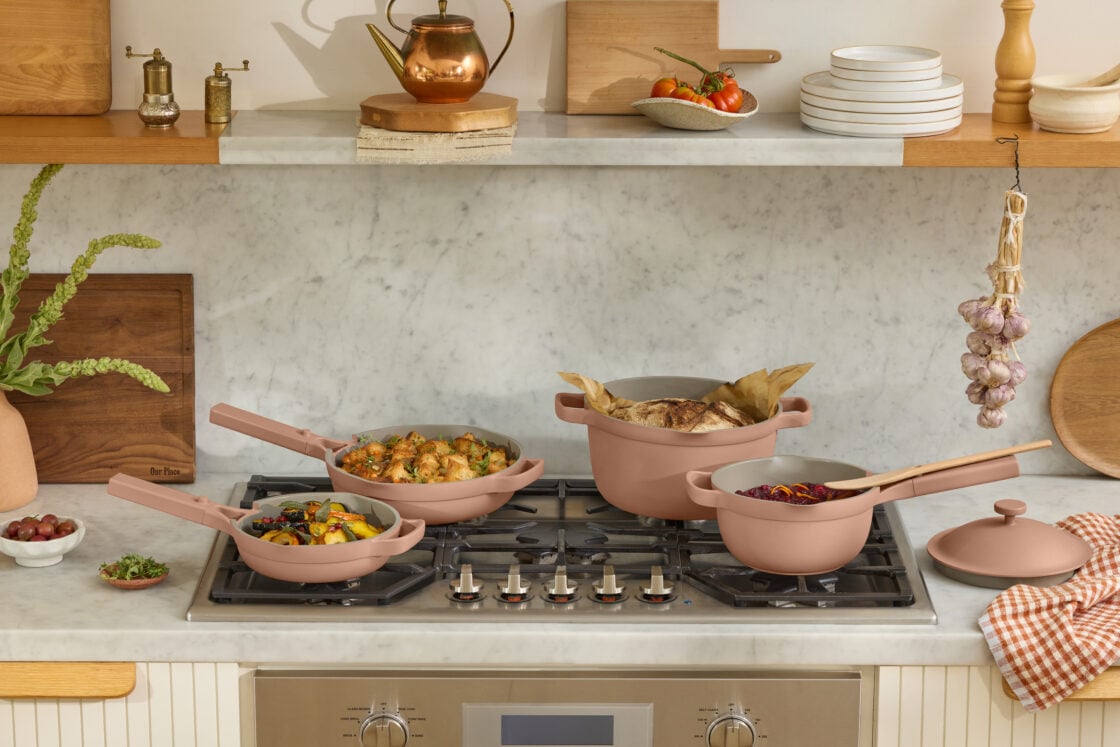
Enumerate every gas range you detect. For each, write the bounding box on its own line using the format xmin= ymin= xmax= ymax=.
xmin=186 ymin=475 xmax=936 ymax=624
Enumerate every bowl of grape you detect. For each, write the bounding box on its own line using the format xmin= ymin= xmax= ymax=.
xmin=0 ymin=514 xmax=84 ymax=567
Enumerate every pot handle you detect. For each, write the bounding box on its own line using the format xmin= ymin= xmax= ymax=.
xmin=370 ymin=517 xmax=426 ymax=556
xmin=210 ymin=403 xmax=351 ymax=457
xmin=106 ymin=473 xmax=251 ymax=535
xmin=772 ymin=396 xmax=812 ymax=430
xmin=554 ymin=392 xmax=592 ymax=424
xmin=874 ymin=455 xmax=1021 ymax=506
xmin=490 ymin=458 xmax=546 ymax=489
xmin=683 ymin=469 xmax=723 ymax=509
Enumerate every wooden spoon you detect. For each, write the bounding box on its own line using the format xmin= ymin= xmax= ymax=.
xmin=1078 ymin=63 xmax=1120 ymax=87
xmin=823 ymin=439 xmax=1052 ymax=491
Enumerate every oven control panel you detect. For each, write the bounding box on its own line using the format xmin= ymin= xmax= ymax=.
xmin=253 ymin=669 xmax=862 ymax=747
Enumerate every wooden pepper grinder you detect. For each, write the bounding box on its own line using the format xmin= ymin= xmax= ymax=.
xmin=992 ymin=0 xmax=1035 ymax=123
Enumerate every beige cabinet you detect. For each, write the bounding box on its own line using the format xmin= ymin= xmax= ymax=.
xmin=876 ymin=666 xmax=1120 ymax=747
xmin=0 ymin=662 xmax=240 ymax=747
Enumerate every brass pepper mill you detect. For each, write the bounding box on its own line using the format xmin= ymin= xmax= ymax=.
xmin=125 ymin=46 xmax=181 ymax=127
xmin=205 ymin=59 xmax=250 ymax=124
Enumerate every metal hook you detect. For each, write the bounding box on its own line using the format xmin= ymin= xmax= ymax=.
xmin=995 ymin=135 xmax=1022 ymax=192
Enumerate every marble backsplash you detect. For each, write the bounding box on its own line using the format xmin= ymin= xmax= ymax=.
xmin=0 ymin=163 xmax=1116 ymax=478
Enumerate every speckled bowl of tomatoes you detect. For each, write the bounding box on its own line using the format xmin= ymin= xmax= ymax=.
xmin=634 ymin=47 xmax=760 ymax=130
xmin=632 ymin=94 xmax=759 ymax=131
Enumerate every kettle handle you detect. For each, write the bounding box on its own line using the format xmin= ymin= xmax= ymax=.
xmin=386 ymin=0 xmax=516 ymax=74
xmin=386 ymin=0 xmax=410 ymax=35
xmin=490 ymin=0 xmax=515 ymax=74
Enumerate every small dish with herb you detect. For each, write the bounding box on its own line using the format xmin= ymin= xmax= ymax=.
xmin=98 ymin=553 xmax=169 ymax=590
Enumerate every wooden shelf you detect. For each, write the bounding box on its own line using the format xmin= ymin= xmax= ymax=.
xmin=904 ymin=113 xmax=1120 ymax=167
xmin=0 ymin=110 xmax=223 ymax=164
xmin=0 ymin=110 xmax=1119 ymax=168
xmin=0 ymin=661 xmax=136 ymax=698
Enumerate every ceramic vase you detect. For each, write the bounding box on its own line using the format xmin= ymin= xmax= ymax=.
xmin=0 ymin=391 xmax=38 ymax=511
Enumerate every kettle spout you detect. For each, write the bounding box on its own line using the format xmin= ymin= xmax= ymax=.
xmin=365 ymin=23 xmax=405 ymax=82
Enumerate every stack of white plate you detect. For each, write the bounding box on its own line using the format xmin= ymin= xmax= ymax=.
xmin=800 ymin=45 xmax=964 ymax=137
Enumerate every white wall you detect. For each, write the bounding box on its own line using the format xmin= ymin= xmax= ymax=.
xmin=108 ymin=0 xmax=1120 ymax=114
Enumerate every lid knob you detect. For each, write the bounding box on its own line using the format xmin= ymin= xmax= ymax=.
xmin=995 ymin=498 xmax=1027 ymax=524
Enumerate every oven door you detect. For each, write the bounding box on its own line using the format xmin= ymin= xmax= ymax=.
xmin=251 ymin=668 xmax=869 ymax=746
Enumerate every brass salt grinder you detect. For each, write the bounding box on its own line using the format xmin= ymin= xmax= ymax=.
xmin=124 ymin=46 xmax=180 ymax=127
xmin=205 ymin=59 xmax=250 ymax=124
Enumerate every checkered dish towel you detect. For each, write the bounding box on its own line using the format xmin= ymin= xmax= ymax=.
xmin=979 ymin=512 xmax=1120 ymax=711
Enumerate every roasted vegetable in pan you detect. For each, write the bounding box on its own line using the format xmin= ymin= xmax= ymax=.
xmin=339 ymin=431 xmax=509 ymax=483
xmin=250 ymin=498 xmax=383 ymax=545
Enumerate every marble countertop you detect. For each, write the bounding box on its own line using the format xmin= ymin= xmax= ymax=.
xmin=0 ymin=474 xmax=1114 ymax=668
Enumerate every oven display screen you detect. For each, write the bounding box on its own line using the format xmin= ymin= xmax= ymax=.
xmin=501 ymin=714 xmax=613 ymax=745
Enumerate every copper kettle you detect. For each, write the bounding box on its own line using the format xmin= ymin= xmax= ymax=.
xmin=366 ymin=0 xmax=514 ymax=104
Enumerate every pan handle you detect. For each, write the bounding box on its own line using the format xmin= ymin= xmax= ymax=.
xmin=369 ymin=517 xmax=426 ymax=555
xmin=874 ymin=455 xmax=1021 ymax=506
xmin=489 ymin=457 xmax=546 ymax=489
xmin=683 ymin=469 xmax=723 ymax=509
xmin=106 ymin=474 xmax=252 ymax=535
xmin=554 ymin=392 xmax=592 ymax=424
xmin=210 ymin=403 xmax=351 ymax=457
xmin=772 ymin=396 xmax=812 ymax=430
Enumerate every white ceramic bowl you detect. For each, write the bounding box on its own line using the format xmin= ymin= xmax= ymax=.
xmin=828 ymin=74 xmax=945 ymax=92
xmin=800 ymin=100 xmax=962 ymax=125
xmin=800 ymin=111 xmax=962 ymax=138
xmin=1029 ymin=73 xmax=1120 ymax=134
xmin=0 ymin=517 xmax=85 ymax=567
xmin=830 ymin=45 xmax=942 ymax=72
xmin=828 ymin=65 xmax=942 ymax=84
xmin=800 ymin=90 xmax=963 ymax=114
xmin=802 ymin=71 xmax=963 ymax=103
xmin=632 ymin=95 xmax=759 ymax=131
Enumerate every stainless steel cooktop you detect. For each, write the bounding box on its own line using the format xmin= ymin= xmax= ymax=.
xmin=186 ymin=476 xmax=936 ymax=624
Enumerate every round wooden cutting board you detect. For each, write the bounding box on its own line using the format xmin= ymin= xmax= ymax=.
xmin=1050 ymin=318 xmax=1120 ymax=477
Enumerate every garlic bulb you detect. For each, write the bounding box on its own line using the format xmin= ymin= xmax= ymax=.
xmin=1007 ymin=360 xmax=1028 ymax=386
xmin=966 ymin=381 xmax=987 ymax=405
xmin=1003 ymin=311 xmax=1031 ymax=341
xmin=972 ymin=305 xmax=1006 ymax=334
xmin=966 ymin=332 xmax=993 ymax=356
xmin=983 ymin=384 xmax=1016 ymax=408
xmin=977 ymin=407 xmax=1007 ymax=429
xmin=961 ymin=352 xmax=986 ymax=380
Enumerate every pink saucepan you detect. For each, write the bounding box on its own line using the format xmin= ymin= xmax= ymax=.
xmin=106 ymin=473 xmax=425 ymax=583
xmin=555 ymin=376 xmax=812 ymax=520
xmin=685 ymin=450 xmax=1029 ymax=576
xmin=210 ymin=403 xmax=545 ymax=524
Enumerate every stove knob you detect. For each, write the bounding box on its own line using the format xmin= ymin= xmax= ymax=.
xmin=544 ymin=566 xmax=578 ymax=602
xmin=705 ymin=713 xmax=756 ymax=747
xmin=592 ymin=564 xmax=625 ymax=603
xmin=499 ymin=563 xmax=531 ymax=602
xmin=359 ymin=711 xmax=409 ymax=747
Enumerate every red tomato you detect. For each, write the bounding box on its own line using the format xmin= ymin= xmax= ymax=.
xmin=670 ymin=84 xmax=715 ymax=108
xmin=649 ymin=77 xmax=680 ymax=98
xmin=702 ymin=70 xmax=744 ymax=112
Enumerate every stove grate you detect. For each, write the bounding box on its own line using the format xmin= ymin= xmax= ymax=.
xmin=205 ymin=475 xmax=917 ymax=610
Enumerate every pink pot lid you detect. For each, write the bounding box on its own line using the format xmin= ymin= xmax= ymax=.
xmin=927 ymin=499 xmax=1092 ymax=580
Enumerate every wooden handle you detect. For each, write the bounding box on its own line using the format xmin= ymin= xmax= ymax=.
xmin=1004 ymin=667 xmax=1120 ymax=701
xmin=824 ymin=440 xmax=1051 ymax=491
xmin=0 ymin=662 xmax=135 ymax=698
xmin=1080 ymin=62 xmax=1120 ymax=87
xmin=716 ymin=48 xmax=782 ymax=64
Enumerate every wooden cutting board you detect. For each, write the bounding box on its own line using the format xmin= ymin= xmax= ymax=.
xmin=0 ymin=0 xmax=112 ymax=115
xmin=565 ymin=0 xmax=781 ymax=114
xmin=1049 ymin=318 xmax=1120 ymax=478
xmin=6 ymin=274 xmax=195 ymax=483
